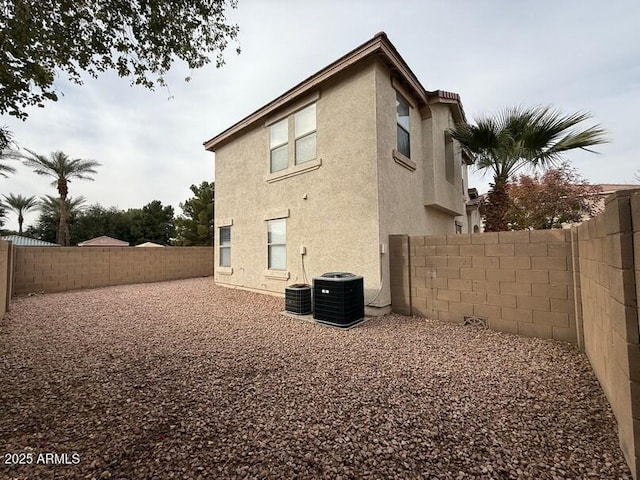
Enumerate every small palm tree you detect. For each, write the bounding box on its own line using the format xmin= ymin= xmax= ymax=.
xmin=2 ymin=193 xmax=38 ymax=233
xmin=19 ymin=150 xmax=100 ymax=245
xmin=449 ymin=106 xmax=607 ymax=231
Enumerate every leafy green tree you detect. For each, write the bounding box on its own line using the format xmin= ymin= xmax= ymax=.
xmin=175 ymin=181 xmax=214 ymax=245
xmin=71 ymin=204 xmax=132 ymax=244
xmin=506 ymin=162 xmax=602 ymax=230
xmin=128 ymin=200 xmax=175 ymax=245
xmin=18 ymin=150 xmax=100 ymax=245
xmin=449 ymin=106 xmax=607 ymax=231
xmin=0 ymin=1 xmax=239 ymax=142
xmin=25 ymin=195 xmax=86 ymax=243
xmin=2 ymin=193 xmax=37 ymax=233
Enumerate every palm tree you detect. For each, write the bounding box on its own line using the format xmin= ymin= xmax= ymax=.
xmin=449 ymin=106 xmax=608 ymax=231
xmin=19 ymin=150 xmax=100 ymax=245
xmin=2 ymin=193 xmax=38 ymax=233
xmin=32 ymin=195 xmax=87 ymax=244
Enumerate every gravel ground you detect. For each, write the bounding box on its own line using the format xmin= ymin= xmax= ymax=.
xmin=0 ymin=277 xmax=631 ymax=479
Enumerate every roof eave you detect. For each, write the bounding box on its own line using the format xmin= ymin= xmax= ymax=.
xmin=203 ymin=32 xmax=430 ymax=152
xmin=427 ymin=90 xmax=468 ymax=124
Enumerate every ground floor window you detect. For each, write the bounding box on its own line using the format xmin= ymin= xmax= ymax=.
xmin=267 ymin=219 xmax=286 ymax=270
xmin=219 ymin=226 xmax=231 ymax=267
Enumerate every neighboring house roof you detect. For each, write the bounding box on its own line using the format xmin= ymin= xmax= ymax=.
xmin=135 ymin=242 xmax=165 ymax=247
xmin=1 ymin=235 xmax=60 ymax=247
xmin=203 ymin=31 xmax=468 ymax=152
xmin=77 ymin=235 xmax=129 ymax=247
xmin=595 ymin=184 xmax=639 ymax=194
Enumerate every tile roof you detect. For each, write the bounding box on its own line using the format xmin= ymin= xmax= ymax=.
xmin=77 ymin=235 xmax=129 ymax=247
xmin=595 ymin=184 xmax=639 ymax=194
xmin=135 ymin=242 xmax=165 ymax=247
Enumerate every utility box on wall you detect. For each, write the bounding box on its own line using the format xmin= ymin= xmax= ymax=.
xmin=312 ymin=272 xmax=364 ymax=327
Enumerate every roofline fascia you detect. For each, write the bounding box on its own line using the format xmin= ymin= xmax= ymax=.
xmin=203 ymin=32 xmax=434 ymax=152
xmin=204 ymin=36 xmax=384 ymax=151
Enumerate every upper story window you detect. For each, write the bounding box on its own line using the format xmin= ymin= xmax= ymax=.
xmin=270 ymin=119 xmax=288 ymax=173
xmin=445 ymin=132 xmax=455 ymax=183
xmin=267 ymin=218 xmax=286 ymax=270
xmin=269 ymin=103 xmax=317 ymax=173
xmin=396 ymin=93 xmax=410 ymax=158
xmin=219 ymin=226 xmax=231 ymax=267
xmin=294 ymin=103 xmax=316 ymax=164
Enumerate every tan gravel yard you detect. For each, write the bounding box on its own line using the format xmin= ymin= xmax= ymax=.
xmin=0 ymin=277 xmax=631 ymax=479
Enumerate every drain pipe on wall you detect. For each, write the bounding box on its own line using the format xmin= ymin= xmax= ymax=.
xmin=365 ymin=243 xmax=385 ymax=306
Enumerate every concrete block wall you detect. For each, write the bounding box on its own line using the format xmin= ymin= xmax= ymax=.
xmin=0 ymin=240 xmax=13 ymax=317
xmin=12 ymin=247 xmax=214 ymax=295
xmin=390 ymin=229 xmax=578 ymax=342
xmin=389 ymin=235 xmax=412 ymax=315
xmin=390 ymin=188 xmax=640 ymax=478
xmin=577 ymin=190 xmax=640 ymax=477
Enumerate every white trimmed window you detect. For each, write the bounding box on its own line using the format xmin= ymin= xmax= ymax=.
xmin=270 ymin=119 xmax=288 ymax=173
xmin=219 ymin=226 xmax=231 ymax=267
xmin=269 ymin=102 xmax=317 ymax=173
xmin=294 ymin=103 xmax=316 ymax=164
xmin=396 ymin=92 xmax=410 ymax=158
xmin=267 ymin=219 xmax=286 ymax=270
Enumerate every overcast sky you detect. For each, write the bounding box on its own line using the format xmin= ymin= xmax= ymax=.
xmin=1 ymin=0 xmax=639 ymax=232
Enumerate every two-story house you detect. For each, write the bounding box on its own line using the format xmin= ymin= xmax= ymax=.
xmin=203 ymin=32 xmax=477 ymax=313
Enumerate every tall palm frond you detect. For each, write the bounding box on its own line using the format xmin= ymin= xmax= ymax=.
xmin=0 ymin=160 xmax=16 ymax=178
xmin=0 ymin=128 xmax=17 ymax=177
xmin=39 ymin=195 xmax=87 ymax=218
xmin=20 ymin=149 xmax=100 ymax=192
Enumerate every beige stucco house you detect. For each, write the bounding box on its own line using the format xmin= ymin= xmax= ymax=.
xmin=203 ymin=32 xmax=477 ymax=312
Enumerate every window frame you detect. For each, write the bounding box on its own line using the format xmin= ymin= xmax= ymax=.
xmin=445 ymin=132 xmax=455 ymax=184
xmin=269 ymin=118 xmax=289 ymax=173
xmin=267 ymin=218 xmax=286 ymax=271
xmin=219 ymin=226 xmax=231 ymax=267
xmin=396 ymin=92 xmax=411 ymax=159
xmin=294 ymin=103 xmax=317 ymax=165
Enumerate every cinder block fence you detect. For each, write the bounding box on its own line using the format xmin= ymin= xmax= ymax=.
xmin=390 ymin=189 xmax=640 ymax=478
xmin=390 ymin=228 xmax=578 ymax=342
xmin=8 ymin=246 xmax=214 ymax=296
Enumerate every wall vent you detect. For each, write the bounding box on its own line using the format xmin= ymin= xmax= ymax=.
xmin=463 ymin=315 xmax=488 ymax=328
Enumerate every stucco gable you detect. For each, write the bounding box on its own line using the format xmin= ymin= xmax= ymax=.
xmin=203 ymin=32 xmax=466 ymax=152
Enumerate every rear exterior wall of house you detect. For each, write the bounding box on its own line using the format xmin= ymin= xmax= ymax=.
xmin=213 ymin=59 xmax=382 ymax=301
xmin=213 ymin=57 xmax=470 ymax=308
